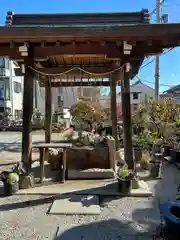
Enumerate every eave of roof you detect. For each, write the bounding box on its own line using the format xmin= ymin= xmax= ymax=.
xmin=0 ymin=23 xmax=180 ymax=43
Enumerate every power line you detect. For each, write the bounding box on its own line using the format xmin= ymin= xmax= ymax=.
xmin=136 ymin=75 xmax=176 ymax=88
xmin=149 ymin=0 xmax=165 ymax=17
xmin=141 ymin=48 xmax=174 ymax=69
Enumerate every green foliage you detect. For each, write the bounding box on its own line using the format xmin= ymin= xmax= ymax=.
xmin=8 ymin=173 xmax=19 ymax=184
xmin=133 ymin=131 xmax=162 ymax=151
xmin=70 ymin=101 xmax=107 ymax=123
xmin=133 ymin=98 xmax=180 ymax=137
xmin=141 ymin=152 xmax=151 ymax=163
xmin=117 ymin=165 xmax=130 ymax=180
xmin=117 ymin=165 xmax=135 ymax=180
xmin=52 ymin=121 xmax=65 ymax=132
xmin=176 ymin=119 xmax=180 ymax=127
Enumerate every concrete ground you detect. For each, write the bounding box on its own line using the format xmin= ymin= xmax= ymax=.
xmin=0 ymin=131 xmax=63 ymax=167
xmin=0 ymin=132 xmax=180 ymax=239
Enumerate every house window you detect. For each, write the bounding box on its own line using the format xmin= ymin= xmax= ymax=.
xmin=0 ymin=68 xmax=6 ymax=76
xmin=133 ymin=92 xmax=139 ymax=100
xmin=4 ymin=77 xmax=10 ymax=100
xmin=15 ymin=109 xmax=22 ymax=120
xmin=13 ymin=81 xmax=22 ymax=94
xmin=0 ymin=107 xmax=4 ymax=113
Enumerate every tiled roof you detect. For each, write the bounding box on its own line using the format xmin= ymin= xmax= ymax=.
xmin=160 ymin=94 xmax=180 ymax=102
xmin=6 ymin=9 xmax=149 ymax=27
xmin=163 ymin=84 xmax=180 ymax=94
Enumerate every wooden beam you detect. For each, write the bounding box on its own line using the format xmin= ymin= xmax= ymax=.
xmin=121 ymin=66 xmax=134 ymax=170
xmin=21 ymin=46 xmax=34 ymax=172
xmin=45 ymin=82 xmax=52 ymax=143
xmin=0 ymin=24 xmax=180 ymax=42
xmin=110 ymin=74 xmax=118 ymax=150
xmin=0 ymin=42 xmax=122 ymax=60
xmin=39 ymin=81 xmax=111 ymax=87
xmin=0 ymin=43 xmax=165 ymax=60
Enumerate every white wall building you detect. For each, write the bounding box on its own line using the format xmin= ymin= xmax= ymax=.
xmin=116 ymin=80 xmax=155 ymax=105
xmin=99 ymin=80 xmax=155 ymax=109
xmin=0 ymin=59 xmax=23 ymax=119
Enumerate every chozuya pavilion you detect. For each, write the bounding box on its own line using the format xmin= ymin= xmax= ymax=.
xmin=1 ymin=9 xmax=180 ymax=176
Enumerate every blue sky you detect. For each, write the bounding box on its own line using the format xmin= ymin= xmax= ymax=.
xmin=0 ymin=0 xmax=179 ymax=93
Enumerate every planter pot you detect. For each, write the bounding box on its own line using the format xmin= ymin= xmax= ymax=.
xmin=140 ymin=161 xmax=149 ymax=170
xmin=149 ymin=161 xmax=162 ymax=178
xmin=160 ymin=202 xmax=180 ymax=235
xmin=163 ymin=145 xmax=172 ymax=157
xmin=3 ymin=181 xmax=19 ymax=196
xmin=170 ymin=149 xmax=176 ymax=163
xmin=118 ymin=179 xmax=132 ymax=194
xmin=175 ymin=151 xmax=180 ymax=162
xmin=134 ymin=149 xmax=142 ymax=162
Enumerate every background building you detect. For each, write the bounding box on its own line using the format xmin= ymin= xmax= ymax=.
xmin=160 ymin=84 xmax=180 ymax=103
xmin=99 ymin=80 xmax=155 ymax=121
xmin=0 ymin=59 xmax=23 ymax=119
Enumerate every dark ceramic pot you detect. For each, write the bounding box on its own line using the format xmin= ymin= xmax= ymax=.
xmin=149 ymin=161 xmax=162 ymax=178
xmin=163 ymin=145 xmax=172 ymax=157
xmin=3 ymin=181 xmax=19 ymax=196
xmin=118 ymin=179 xmax=132 ymax=194
xmin=140 ymin=161 xmax=149 ymax=170
xmin=175 ymin=151 xmax=180 ymax=162
xmin=170 ymin=149 xmax=176 ymax=162
xmin=134 ymin=149 xmax=142 ymax=162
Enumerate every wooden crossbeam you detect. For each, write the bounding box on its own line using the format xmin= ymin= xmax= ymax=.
xmin=0 ymin=42 xmax=164 ymax=61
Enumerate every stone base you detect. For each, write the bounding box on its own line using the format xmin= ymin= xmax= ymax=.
xmin=49 ymin=194 xmax=101 ymax=215
xmin=68 ymin=169 xmax=115 ymax=180
xmin=67 ymin=146 xmax=109 ymax=170
xmin=18 ymin=179 xmax=152 ymax=197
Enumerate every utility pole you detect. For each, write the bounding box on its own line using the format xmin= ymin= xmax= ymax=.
xmin=155 ymin=0 xmax=161 ymax=100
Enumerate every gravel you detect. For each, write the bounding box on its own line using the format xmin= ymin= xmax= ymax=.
xmin=0 ymin=195 xmax=157 ymax=240
xmin=1 ymin=162 xmax=179 ymax=240
xmin=0 ymin=133 xmax=180 ymax=239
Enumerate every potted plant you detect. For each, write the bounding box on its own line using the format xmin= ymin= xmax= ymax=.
xmin=163 ymin=135 xmax=175 ymax=157
xmin=117 ymin=165 xmax=134 ymax=194
xmin=173 ymin=142 xmax=180 ymax=163
xmin=0 ymin=171 xmax=19 ymax=196
xmin=132 ymin=135 xmax=142 ymax=162
xmin=164 ymin=144 xmax=173 ymax=157
xmin=140 ymin=152 xmax=151 ymax=170
xmin=149 ymin=156 xmax=162 ymax=178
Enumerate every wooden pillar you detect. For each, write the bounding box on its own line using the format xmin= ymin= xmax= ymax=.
xmin=21 ymin=47 xmax=34 ymax=172
xmin=110 ymin=74 xmax=118 ymax=150
xmin=121 ymin=67 xmax=134 ymax=170
xmin=45 ymin=81 xmax=52 ymax=143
